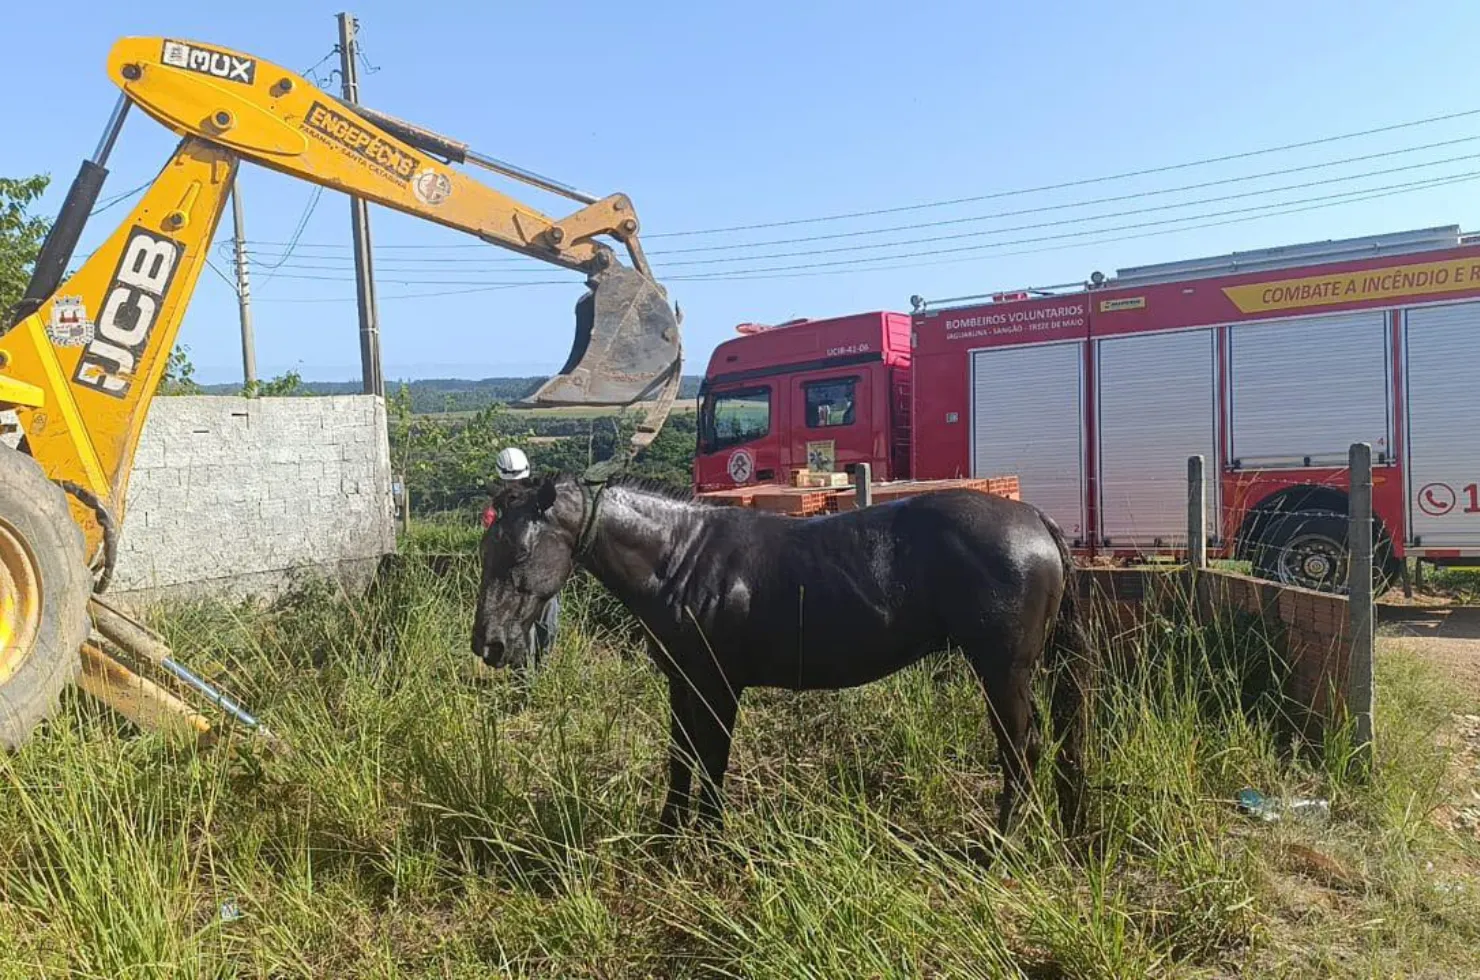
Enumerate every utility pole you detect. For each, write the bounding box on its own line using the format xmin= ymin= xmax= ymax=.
xmin=230 ymin=185 xmax=257 ymax=392
xmin=337 ymin=11 xmax=384 ymax=399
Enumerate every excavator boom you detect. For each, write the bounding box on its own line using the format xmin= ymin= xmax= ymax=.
xmin=31 ymin=36 xmax=681 ymax=422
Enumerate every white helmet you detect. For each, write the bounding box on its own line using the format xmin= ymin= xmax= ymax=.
xmin=495 ymin=446 xmax=531 ymax=481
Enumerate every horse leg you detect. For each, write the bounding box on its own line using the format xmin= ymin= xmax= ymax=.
xmin=690 ymin=681 xmax=741 ymax=829
xmin=970 ymin=658 xmax=1041 ymax=834
xmin=658 ymin=681 xmax=697 ymax=834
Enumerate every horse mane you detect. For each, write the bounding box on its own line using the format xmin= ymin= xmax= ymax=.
xmin=553 ymin=470 xmax=722 ymax=508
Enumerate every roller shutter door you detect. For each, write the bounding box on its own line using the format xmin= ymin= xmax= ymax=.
xmin=1229 ymin=311 xmax=1390 ymax=468
xmin=1097 ymin=329 xmax=1217 ymax=546
xmin=971 ymin=342 xmax=1084 ymax=541
xmin=1405 ymin=301 xmax=1480 ymax=549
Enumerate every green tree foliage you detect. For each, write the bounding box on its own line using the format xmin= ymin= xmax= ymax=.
xmin=389 ymin=387 xmax=698 ymax=517
xmin=0 ymin=175 xmax=52 ymax=323
xmin=160 ymin=346 xmax=307 ymax=398
xmin=158 ymin=344 xmax=203 ymax=395
xmin=243 ymin=370 xmax=304 ymax=398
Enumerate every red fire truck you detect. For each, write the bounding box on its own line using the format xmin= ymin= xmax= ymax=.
xmin=695 ymin=224 xmax=1480 ymax=592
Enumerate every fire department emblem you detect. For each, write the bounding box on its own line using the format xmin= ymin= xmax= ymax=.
xmin=46 ymin=296 xmax=95 ymax=347
xmin=727 ymin=449 xmax=754 ymax=484
xmin=412 ymin=168 xmax=452 ymax=206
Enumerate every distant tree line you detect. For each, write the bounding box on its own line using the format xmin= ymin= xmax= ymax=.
xmin=200 ymin=375 xmax=704 ymax=414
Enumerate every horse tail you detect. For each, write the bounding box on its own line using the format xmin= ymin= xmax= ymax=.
xmin=1037 ymin=507 xmax=1095 ymax=839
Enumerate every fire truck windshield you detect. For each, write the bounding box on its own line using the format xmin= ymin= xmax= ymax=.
xmin=700 ymin=386 xmax=771 ymax=452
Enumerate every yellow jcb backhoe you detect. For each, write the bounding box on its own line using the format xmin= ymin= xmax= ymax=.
xmin=0 ymin=35 xmax=683 ymax=750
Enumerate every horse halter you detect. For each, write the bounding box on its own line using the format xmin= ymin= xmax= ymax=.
xmin=573 ymin=465 xmax=614 ymax=561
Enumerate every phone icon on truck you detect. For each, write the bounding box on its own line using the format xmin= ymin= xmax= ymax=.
xmin=1418 ymin=482 xmax=1456 ymax=517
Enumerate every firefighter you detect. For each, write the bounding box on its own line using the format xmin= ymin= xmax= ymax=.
xmin=492 ymin=446 xmax=561 ymax=663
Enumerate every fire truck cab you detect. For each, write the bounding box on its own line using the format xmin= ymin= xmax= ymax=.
xmin=694 ymin=312 xmax=913 ymax=491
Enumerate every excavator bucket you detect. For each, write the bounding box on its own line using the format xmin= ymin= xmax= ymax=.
xmin=520 ymin=264 xmax=681 ymax=408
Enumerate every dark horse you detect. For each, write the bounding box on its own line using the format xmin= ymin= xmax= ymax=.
xmin=472 ymin=471 xmax=1095 ymax=838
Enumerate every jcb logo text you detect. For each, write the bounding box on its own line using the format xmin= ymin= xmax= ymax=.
xmin=74 ymin=227 xmax=182 ymax=399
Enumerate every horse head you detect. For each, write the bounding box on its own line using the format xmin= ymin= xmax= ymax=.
xmin=471 ymin=472 xmax=584 ymax=668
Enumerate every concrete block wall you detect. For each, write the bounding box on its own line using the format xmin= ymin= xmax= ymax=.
xmin=110 ymin=395 xmax=396 ymax=602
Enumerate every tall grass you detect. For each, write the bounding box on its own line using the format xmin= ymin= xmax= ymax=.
xmin=0 ymin=553 xmax=1475 ymax=978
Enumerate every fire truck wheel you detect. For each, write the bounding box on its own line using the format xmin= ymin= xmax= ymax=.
xmin=0 ymin=446 xmax=90 ymax=751
xmin=1252 ymin=510 xmax=1396 ymax=595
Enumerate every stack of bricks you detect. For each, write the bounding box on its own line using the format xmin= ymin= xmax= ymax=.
xmin=698 ymin=475 xmax=1023 ymax=516
xmin=697 ymin=486 xmax=758 ymax=509
xmin=828 ymin=475 xmax=1021 ymax=512
xmin=749 ymin=486 xmax=835 ymax=516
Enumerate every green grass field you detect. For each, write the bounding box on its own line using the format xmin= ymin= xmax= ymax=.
xmin=0 ymin=544 xmax=1476 ymax=978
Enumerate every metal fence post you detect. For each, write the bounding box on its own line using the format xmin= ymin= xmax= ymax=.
xmin=1347 ymin=442 xmax=1375 ymax=762
xmin=1187 ymin=455 xmax=1207 ymax=570
xmin=855 ymin=462 xmax=872 ymax=509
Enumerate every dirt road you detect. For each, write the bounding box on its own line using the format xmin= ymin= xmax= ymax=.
xmin=1381 ymin=604 xmax=1480 ymax=841
xmin=1380 ymin=605 xmax=1480 ymax=703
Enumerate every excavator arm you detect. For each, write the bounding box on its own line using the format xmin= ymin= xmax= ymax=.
xmin=104 ymin=36 xmax=682 ymax=413
xmin=4 ymin=37 xmax=682 ymax=563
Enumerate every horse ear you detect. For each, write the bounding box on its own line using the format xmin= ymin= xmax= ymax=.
xmin=536 ymin=474 xmax=558 ymax=513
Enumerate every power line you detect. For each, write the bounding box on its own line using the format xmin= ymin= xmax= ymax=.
xmin=255 ymin=186 xmax=325 ymax=286
xmin=300 ymin=48 xmax=339 ymax=88
xmin=656 ymin=152 xmax=1480 ymax=269
xmin=649 ymin=134 xmax=1480 ymax=256
xmin=89 ymin=180 xmax=152 ymax=216
xmin=262 ymin=271 xmax=569 ymax=287
xmin=242 ymin=169 xmax=1480 ymax=290
xmin=243 ymin=172 xmax=1480 ymax=300
xmin=255 ymin=281 xmax=568 ymax=304
xmin=203 ymin=258 xmax=239 ymax=292
xmin=235 ymin=152 xmax=1480 ymax=278
xmin=664 ymin=170 xmax=1480 ymax=283
xmin=664 ymin=169 xmax=1480 ymax=278
xmin=647 ymin=106 xmax=1480 ymax=238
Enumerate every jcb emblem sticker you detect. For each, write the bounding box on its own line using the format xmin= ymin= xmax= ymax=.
xmin=727 ymin=449 xmax=754 ymax=484
xmin=161 ymin=40 xmax=256 ymax=85
xmin=47 ymin=296 xmax=95 ymax=347
xmin=74 ymin=226 xmax=182 ymax=399
xmin=303 ymin=101 xmax=420 ymax=185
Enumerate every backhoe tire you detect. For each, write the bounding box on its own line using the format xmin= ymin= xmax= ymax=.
xmin=0 ymin=445 xmax=90 ymax=751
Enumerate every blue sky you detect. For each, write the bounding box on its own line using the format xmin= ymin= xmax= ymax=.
xmin=4 ymin=0 xmax=1479 ymax=383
